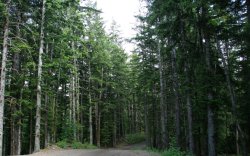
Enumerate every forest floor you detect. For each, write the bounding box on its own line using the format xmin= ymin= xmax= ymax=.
xmin=23 ymin=142 xmax=159 ymax=156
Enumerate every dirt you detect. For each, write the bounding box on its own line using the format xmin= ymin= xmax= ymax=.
xmin=23 ymin=149 xmax=158 ymax=156
xmin=22 ymin=143 xmax=159 ymax=156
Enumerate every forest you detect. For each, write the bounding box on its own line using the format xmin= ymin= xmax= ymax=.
xmin=0 ymin=0 xmax=250 ymax=156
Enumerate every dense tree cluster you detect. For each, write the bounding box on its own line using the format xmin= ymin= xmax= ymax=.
xmin=133 ymin=0 xmax=250 ymax=155
xmin=1 ymin=0 xmax=250 ymax=156
xmin=0 ymin=0 xmax=144 ymax=155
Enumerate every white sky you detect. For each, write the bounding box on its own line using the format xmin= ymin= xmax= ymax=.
xmin=95 ymin=0 xmax=146 ymax=55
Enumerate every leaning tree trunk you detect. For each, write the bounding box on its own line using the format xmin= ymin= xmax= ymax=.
xmin=34 ymin=0 xmax=46 ymax=152
xmin=216 ymin=39 xmax=248 ymax=156
xmin=157 ymin=40 xmax=168 ymax=148
xmin=0 ymin=1 xmax=10 ymax=155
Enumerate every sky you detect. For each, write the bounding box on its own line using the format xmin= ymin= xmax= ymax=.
xmin=95 ymin=0 xmax=146 ymax=55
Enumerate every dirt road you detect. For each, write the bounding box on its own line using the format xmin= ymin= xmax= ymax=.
xmin=23 ymin=143 xmax=159 ymax=156
xmin=24 ymin=149 xmax=158 ymax=156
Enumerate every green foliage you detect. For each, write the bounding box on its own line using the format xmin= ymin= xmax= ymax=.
xmin=71 ymin=141 xmax=97 ymax=149
xmin=161 ymin=147 xmax=187 ymax=156
xmin=147 ymin=147 xmax=191 ymax=156
xmin=60 ymin=119 xmax=75 ymax=142
xmin=3 ymin=0 xmax=250 ymax=155
xmin=124 ymin=133 xmax=145 ymax=144
xmin=56 ymin=140 xmax=97 ymax=149
xmin=56 ymin=140 xmax=68 ymax=149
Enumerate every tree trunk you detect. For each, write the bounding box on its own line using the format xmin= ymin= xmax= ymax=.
xmin=88 ymin=60 xmax=93 ymax=145
xmin=204 ymin=32 xmax=216 ymax=156
xmin=157 ymin=40 xmax=168 ymax=148
xmin=144 ymin=93 xmax=150 ymax=147
xmin=185 ymin=63 xmax=194 ymax=154
xmin=76 ymin=73 xmax=80 ymax=141
xmin=96 ymin=67 xmax=103 ymax=147
xmin=16 ymin=46 xmax=22 ymax=156
xmin=11 ymin=105 xmax=16 ymax=155
xmin=29 ymin=111 xmax=33 ymax=154
xmin=44 ymin=94 xmax=48 ymax=148
xmin=17 ymin=90 xmax=24 ymax=155
xmin=52 ymin=96 xmax=56 ymax=143
xmin=207 ymin=97 xmax=215 ymax=156
xmin=113 ymin=109 xmax=117 ymax=146
xmin=10 ymin=7 xmax=22 ymax=155
xmin=216 ymin=39 xmax=248 ymax=156
xmin=171 ymin=48 xmax=181 ymax=147
xmin=72 ymin=41 xmax=77 ymax=141
xmin=0 ymin=1 xmax=10 ymax=155
xmin=34 ymin=0 xmax=46 ymax=152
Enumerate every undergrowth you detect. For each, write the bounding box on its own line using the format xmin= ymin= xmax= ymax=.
xmin=124 ymin=133 xmax=145 ymax=144
xmin=56 ymin=140 xmax=97 ymax=149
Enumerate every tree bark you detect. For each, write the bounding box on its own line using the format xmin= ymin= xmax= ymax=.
xmin=144 ymin=93 xmax=150 ymax=147
xmin=216 ymin=39 xmax=248 ymax=156
xmin=34 ymin=0 xmax=46 ymax=152
xmin=113 ymin=109 xmax=117 ymax=146
xmin=16 ymin=44 xmax=22 ymax=156
xmin=207 ymin=95 xmax=215 ymax=156
xmin=171 ymin=48 xmax=181 ymax=147
xmin=0 ymin=1 xmax=10 ymax=155
xmin=157 ymin=40 xmax=168 ymax=148
xmin=96 ymin=67 xmax=103 ymax=147
xmin=72 ymin=41 xmax=77 ymax=141
xmin=29 ymin=111 xmax=33 ymax=154
xmin=10 ymin=7 xmax=22 ymax=155
xmin=88 ymin=60 xmax=93 ymax=145
xmin=203 ymin=32 xmax=216 ymax=156
xmin=44 ymin=94 xmax=48 ymax=148
xmin=185 ymin=63 xmax=194 ymax=154
xmin=76 ymin=72 xmax=80 ymax=141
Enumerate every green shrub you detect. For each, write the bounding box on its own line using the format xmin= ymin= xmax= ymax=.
xmin=147 ymin=146 xmax=191 ymax=156
xmin=56 ymin=140 xmax=97 ymax=149
xmin=124 ymin=133 xmax=145 ymax=144
xmin=56 ymin=140 xmax=68 ymax=149
xmin=72 ymin=141 xmax=97 ymax=149
xmin=72 ymin=141 xmax=84 ymax=149
xmin=161 ymin=147 xmax=189 ymax=156
xmin=81 ymin=143 xmax=98 ymax=149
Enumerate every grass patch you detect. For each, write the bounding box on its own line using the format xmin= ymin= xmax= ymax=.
xmin=124 ymin=133 xmax=145 ymax=144
xmin=56 ymin=140 xmax=97 ymax=149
